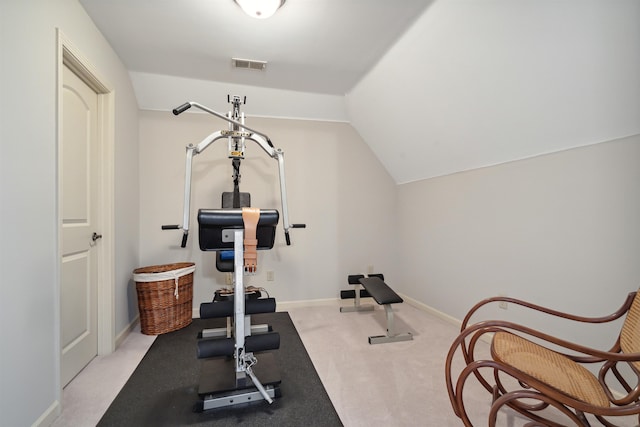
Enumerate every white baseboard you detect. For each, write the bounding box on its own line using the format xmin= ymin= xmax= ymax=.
xmin=191 ymin=295 xmax=456 ymax=322
xmin=191 ymin=295 xmax=455 ymax=318
xmin=32 ymin=399 xmax=60 ymax=427
xmin=192 ymin=298 xmax=341 ymax=318
xmin=277 ymin=298 xmax=340 ymax=311
xmin=115 ymin=315 xmax=140 ymax=349
xmin=399 ymin=293 xmax=463 ymax=328
xmin=189 ymin=294 xmax=461 ymax=323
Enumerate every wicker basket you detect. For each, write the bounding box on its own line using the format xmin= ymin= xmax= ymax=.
xmin=133 ymin=262 xmax=195 ymax=335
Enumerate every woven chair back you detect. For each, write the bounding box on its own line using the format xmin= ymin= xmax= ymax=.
xmin=620 ymin=289 xmax=640 ymax=371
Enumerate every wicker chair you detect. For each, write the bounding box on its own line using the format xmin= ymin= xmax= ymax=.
xmin=445 ymin=289 xmax=640 ymax=426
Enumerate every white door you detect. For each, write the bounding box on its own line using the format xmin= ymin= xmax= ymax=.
xmin=60 ymin=64 xmax=100 ymax=386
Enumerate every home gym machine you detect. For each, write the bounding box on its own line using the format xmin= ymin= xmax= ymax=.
xmin=163 ymin=96 xmax=305 ymax=410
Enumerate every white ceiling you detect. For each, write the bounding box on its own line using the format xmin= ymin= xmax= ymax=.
xmin=79 ymin=0 xmax=431 ymax=95
xmin=79 ymin=0 xmax=640 ymax=184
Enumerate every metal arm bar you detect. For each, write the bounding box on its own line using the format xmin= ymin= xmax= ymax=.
xmin=193 ymin=130 xmax=277 ymax=159
xmin=172 ymin=100 xmax=302 ymax=247
xmin=276 ymin=150 xmax=293 ymax=243
xmin=181 ymin=146 xmax=195 ymax=244
xmin=174 ymin=101 xmax=273 ymax=146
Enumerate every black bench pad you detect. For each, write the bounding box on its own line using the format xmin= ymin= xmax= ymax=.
xmin=348 ymin=274 xmax=365 ymax=285
xmin=358 ymin=277 xmax=403 ymax=305
xmin=340 ymin=289 xmax=371 ymax=299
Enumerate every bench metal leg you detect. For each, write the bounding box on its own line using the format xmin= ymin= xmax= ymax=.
xmin=368 ymin=304 xmax=413 ymax=345
xmin=340 ymin=284 xmax=374 ymax=312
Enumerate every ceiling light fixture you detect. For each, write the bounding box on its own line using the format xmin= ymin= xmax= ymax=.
xmin=234 ymin=0 xmax=286 ymax=19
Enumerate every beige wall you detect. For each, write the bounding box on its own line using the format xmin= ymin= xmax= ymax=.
xmin=138 ymin=111 xmax=398 ymax=307
xmin=348 ymin=0 xmax=640 ymax=184
xmin=397 ymin=134 xmax=640 ymax=349
xmin=140 ymin=111 xmax=640 ymax=350
xmin=0 ymin=0 xmax=140 ymax=425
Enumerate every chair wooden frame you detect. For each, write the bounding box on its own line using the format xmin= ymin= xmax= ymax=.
xmin=445 ymin=290 xmax=640 ymax=426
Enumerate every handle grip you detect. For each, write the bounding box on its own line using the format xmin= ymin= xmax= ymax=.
xmin=161 ymin=225 xmax=188 ymax=247
xmin=284 ymin=224 xmax=306 ymax=245
xmin=173 ymin=103 xmax=191 ymax=115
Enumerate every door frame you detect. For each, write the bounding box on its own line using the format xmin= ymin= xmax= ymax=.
xmin=56 ymin=29 xmax=115 ymax=380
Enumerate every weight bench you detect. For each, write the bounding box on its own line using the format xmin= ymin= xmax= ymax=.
xmin=341 ymin=274 xmax=413 ymax=345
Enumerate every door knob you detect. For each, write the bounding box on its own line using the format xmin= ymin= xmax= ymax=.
xmin=92 ymin=232 xmax=103 ymax=242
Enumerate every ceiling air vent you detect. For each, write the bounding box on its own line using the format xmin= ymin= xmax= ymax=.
xmin=232 ymin=58 xmax=267 ymax=71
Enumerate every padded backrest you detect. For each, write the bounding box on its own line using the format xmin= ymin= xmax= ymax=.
xmin=198 ymin=209 xmax=279 ymax=251
xmin=221 ymin=191 xmax=250 ymax=209
xmin=620 ymin=289 xmax=640 ymax=370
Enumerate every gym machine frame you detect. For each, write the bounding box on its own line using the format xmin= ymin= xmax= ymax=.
xmin=169 ymin=97 xmax=302 ymax=248
xmin=164 ymin=96 xmax=304 ymax=409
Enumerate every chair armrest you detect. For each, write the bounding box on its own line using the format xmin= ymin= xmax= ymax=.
xmin=464 ymin=320 xmax=640 ymax=364
xmin=460 ymin=292 xmax=636 ymax=333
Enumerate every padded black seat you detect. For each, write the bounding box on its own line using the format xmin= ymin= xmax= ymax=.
xmin=359 ymin=277 xmax=403 ymax=305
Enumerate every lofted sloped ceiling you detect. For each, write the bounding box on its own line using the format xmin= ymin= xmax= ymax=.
xmin=348 ymin=0 xmax=640 ymax=183
xmin=78 ymin=0 xmax=432 ymax=95
xmin=80 ymin=0 xmax=640 ymax=184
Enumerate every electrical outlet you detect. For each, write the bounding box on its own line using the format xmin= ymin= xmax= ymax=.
xmin=266 ymin=271 xmax=274 ymax=281
xmin=367 ymin=265 xmax=374 ymax=274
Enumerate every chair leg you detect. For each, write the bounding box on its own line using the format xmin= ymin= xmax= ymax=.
xmin=575 ymin=411 xmax=591 ymax=427
xmin=492 ymin=384 xmax=500 ymax=403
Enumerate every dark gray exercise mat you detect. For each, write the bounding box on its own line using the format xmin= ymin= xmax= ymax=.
xmin=98 ymin=312 xmax=343 ymax=427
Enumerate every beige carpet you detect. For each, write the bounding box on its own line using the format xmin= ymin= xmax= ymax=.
xmin=288 ymin=300 xmax=638 ymax=427
xmin=52 ymin=299 xmax=638 ymax=426
xmin=288 ymin=300 xmax=497 ymax=427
